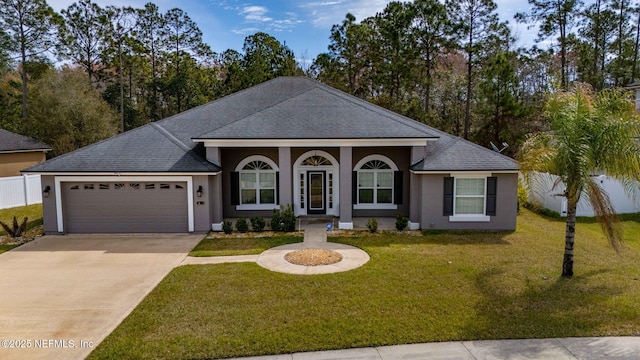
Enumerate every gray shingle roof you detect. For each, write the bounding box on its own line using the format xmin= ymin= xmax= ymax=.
xmin=410 ymin=127 xmax=519 ymax=172
xmin=24 ymin=76 xmax=518 ymax=173
xmin=0 ymin=129 xmax=50 ymax=152
xmin=24 ymin=123 xmax=220 ymax=173
xmin=191 ymin=78 xmax=438 ymax=140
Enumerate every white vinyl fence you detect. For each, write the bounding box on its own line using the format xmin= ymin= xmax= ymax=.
xmin=527 ymin=172 xmax=640 ymax=217
xmin=0 ymin=174 xmax=42 ymax=210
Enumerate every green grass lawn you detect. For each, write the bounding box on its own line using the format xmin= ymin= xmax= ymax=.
xmin=89 ymin=209 xmax=640 ymax=359
xmin=190 ymin=234 xmax=302 ymax=256
xmin=0 ymin=204 xmax=43 ymax=254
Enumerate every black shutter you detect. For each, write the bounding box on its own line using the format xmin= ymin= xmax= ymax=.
xmin=394 ymin=171 xmax=403 ymax=205
xmin=230 ymin=172 xmax=240 ymax=205
xmin=443 ymin=177 xmax=454 ymax=216
xmin=352 ymin=171 xmax=358 ymax=204
xmin=275 ymin=172 xmax=280 ymax=205
xmin=486 ymin=176 xmax=497 ymax=216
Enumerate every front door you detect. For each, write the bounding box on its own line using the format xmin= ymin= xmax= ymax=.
xmin=307 ymin=171 xmax=325 ymax=214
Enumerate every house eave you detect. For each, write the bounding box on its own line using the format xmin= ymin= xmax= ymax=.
xmin=193 ymin=137 xmax=438 ymax=147
xmin=410 ymin=169 xmax=520 ymax=175
xmin=0 ymin=148 xmax=51 ymax=154
xmin=21 ymin=171 xmax=221 ymax=176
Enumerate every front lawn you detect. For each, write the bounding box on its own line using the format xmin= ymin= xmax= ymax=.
xmin=190 ymin=234 xmax=302 ymax=257
xmin=89 ymin=209 xmax=640 ymax=359
xmin=0 ymin=204 xmax=44 ymax=254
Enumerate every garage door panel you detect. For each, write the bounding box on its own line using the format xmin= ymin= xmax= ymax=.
xmin=62 ymin=182 xmax=189 ymax=233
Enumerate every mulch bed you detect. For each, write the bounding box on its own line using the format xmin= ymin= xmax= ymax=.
xmin=284 ymin=249 xmax=343 ymax=266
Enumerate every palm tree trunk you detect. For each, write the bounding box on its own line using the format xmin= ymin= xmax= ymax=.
xmin=562 ymin=198 xmax=577 ymax=277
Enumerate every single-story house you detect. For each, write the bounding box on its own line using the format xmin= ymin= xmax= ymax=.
xmin=0 ymin=129 xmax=50 ymax=177
xmin=24 ymin=77 xmax=519 ymax=234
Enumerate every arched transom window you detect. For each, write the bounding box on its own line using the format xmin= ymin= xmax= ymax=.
xmin=235 ymin=156 xmax=278 ymax=206
xmin=354 ymin=155 xmax=399 ymax=208
xmin=301 ymin=155 xmax=332 ymax=166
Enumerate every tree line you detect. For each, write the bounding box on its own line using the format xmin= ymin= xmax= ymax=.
xmin=1 ymin=0 xmax=640 ymax=157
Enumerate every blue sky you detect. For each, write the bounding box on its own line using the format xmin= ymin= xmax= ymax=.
xmin=49 ymin=0 xmax=536 ymax=63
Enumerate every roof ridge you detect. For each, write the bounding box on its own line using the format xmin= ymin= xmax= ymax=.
xmin=311 ymin=81 xmax=439 ymax=138
xmin=157 ymin=76 xmax=299 ymax=129
xmin=192 ymin=77 xmax=319 ymax=139
xmin=151 ymin=123 xmax=219 ymax=170
xmin=151 ymin=123 xmax=191 ymax=152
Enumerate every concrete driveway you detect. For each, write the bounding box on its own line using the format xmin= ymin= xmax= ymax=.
xmin=0 ymin=234 xmax=203 ymax=360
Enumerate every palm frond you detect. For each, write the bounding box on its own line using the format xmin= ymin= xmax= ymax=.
xmin=586 ymin=179 xmax=624 ymax=253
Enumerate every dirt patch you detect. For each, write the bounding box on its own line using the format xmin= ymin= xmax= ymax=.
xmin=284 ymin=249 xmax=343 ymax=266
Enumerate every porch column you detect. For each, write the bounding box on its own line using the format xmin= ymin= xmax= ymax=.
xmin=408 ymin=172 xmax=421 ymax=230
xmin=278 ymin=147 xmax=292 ymax=206
xmin=339 ymin=146 xmax=353 ymax=229
xmin=210 ymin=174 xmax=223 ymax=231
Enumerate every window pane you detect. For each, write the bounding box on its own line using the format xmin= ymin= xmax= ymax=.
xmin=377 ymin=171 xmax=392 ymax=187
xmin=240 ymin=173 xmax=256 ymax=188
xmin=456 ymin=178 xmax=484 ymax=196
xmin=455 ymin=197 xmax=484 ymax=214
xmin=259 ymin=189 xmax=275 ymax=204
xmin=359 ymin=172 xmax=374 ymax=187
xmin=241 ymin=189 xmax=257 ymax=204
xmin=377 ymin=189 xmax=393 ymax=203
xmin=259 ymin=172 xmax=275 ymax=188
xmin=359 ymin=189 xmax=373 ymax=203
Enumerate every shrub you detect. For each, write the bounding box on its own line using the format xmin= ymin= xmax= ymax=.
xmin=395 ymin=214 xmax=408 ymax=231
xmin=222 ymin=220 xmax=233 ymax=234
xmin=235 ymin=217 xmax=249 ymax=233
xmin=271 ymin=204 xmax=296 ymax=232
xmin=366 ymin=218 xmax=377 ymax=233
xmin=517 ymin=180 xmax=529 ymax=214
xmin=0 ymin=216 xmax=28 ymax=238
xmin=250 ymin=216 xmax=265 ymax=232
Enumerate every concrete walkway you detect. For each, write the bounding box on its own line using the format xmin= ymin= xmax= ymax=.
xmin=183 ymin=228 xmax=370 ymax=275
xmin=0 ymin=234 xmax=203 ymax=360
xmin=223 ymin=337 xmax=640 ymax=360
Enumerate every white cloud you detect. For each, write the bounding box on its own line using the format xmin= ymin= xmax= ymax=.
xmin=232 ymin=27 xmax=261 ymax=35
xmin=299 ymin=0 xmax=390 ymax=28
xmin=242 ymin=5 xmax=272 ymax=22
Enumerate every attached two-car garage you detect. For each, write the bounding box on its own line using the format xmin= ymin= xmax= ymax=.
xmin=60 ymin=181 xmax=190 ymax=233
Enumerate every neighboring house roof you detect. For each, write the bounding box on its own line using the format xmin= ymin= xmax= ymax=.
xmin=24 ymin=76 xmax=518 ymax=174
xmin=0 ymin=129 xmax=51 ymax=153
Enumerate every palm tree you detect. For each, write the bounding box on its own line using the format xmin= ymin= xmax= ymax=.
xmin=519 ymin=84 xmax=640 ymax=277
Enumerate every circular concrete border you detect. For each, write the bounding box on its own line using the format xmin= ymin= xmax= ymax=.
xmin=257 ymin=242 xmax=370 ymax=275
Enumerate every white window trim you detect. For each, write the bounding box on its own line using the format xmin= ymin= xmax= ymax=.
xmin=54 ymin=175 xmax=194 ymax=233
xmin=353 ymin=154 xmax=398 ymax=209
xmin=448 ymin=173 xmax=491 ymax=222
xmin=235 ymin=155 xmax=279 ymax=210
xmin=293 ymin=150 xmax=340 ymax=216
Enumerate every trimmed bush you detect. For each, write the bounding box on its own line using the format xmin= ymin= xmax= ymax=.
xmin=366 ymin=218 xmax=377 ymax=233
xmin=271 ymin=204 xmax=296 ymax=232
xmin=250 ymin=216 xmax=265 ymax=232
xmin=235 ymin=217 xmax=249 ymax=233
xmin=222 ymin=220 xmax=233 ymax=234
xmin=395 ymin=214 xmax=408 ymax=231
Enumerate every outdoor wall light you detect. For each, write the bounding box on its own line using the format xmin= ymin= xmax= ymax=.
xmin=196 ymin=185 xmax=203 ymax=198
xmin=43 ymin=186 xmax=51 ymax=198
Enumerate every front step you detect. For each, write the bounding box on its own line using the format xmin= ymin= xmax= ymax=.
xmin=303 ymin=228 xmax=327 ymax=244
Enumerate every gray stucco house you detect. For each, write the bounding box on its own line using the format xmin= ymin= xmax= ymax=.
xmin=25 ymin=77 xmax=519 ymax=234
